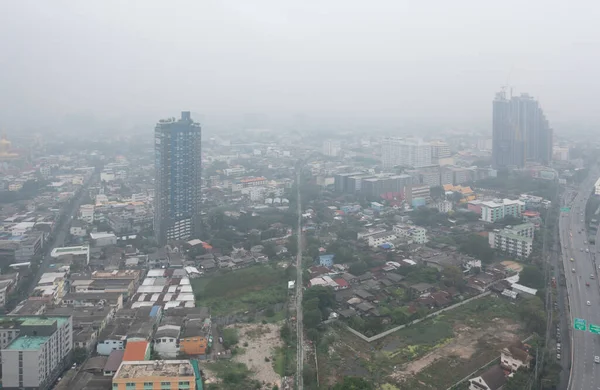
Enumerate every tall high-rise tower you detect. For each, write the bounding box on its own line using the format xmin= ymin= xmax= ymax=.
xmin=154 ymin=111 xmax=202 ymax=245
xmin=492 ymin=91 xmax=552 ymax=169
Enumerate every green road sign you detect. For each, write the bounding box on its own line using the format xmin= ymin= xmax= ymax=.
xmin=561 ymin=207 xmax=571 ymax=212
xmin=575 ymin=318 xmax=587 ymax=331
xmin=589 ymin=324 xmax=600 ymax=334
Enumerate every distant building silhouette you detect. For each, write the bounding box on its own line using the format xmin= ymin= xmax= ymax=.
xmin=154 ymin=111 xmax=202 ymax=245
xmin=492 ymin=90 xmax=552 ymax=169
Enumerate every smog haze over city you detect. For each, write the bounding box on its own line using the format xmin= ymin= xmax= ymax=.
xmin=1 ymin=2 xmax=600 ymax=390
xmin=2 ymin=1 xmax=600 ymax=135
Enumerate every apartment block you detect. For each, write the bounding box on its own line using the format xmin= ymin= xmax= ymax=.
xmin=0 ymin=315 xmax=73 ymax=390
xmin=489 ymin=223 xmax=535 ymax=259
xmin=480 ymin=199 xmax=525 ymax=223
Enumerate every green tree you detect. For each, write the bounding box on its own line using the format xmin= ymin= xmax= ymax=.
xmin=504 ymin=369 xmax=531 ymax=390
xmin=286 ymin=235 xmax=298 ymax=256
xmin=304 ymin=309 xmax=322 ymax=328
xmin=332 ymin=377 xmax=375 ymax=390
xmin=222 ymin=328 xmax=239 ymax=349
xmin=72 ymin=347 xmax=88 ymax=364
xmin=458 ymin=234 xmax=495 ymax=263
xmin=263 ymin=242 xmax=277 ymax=259
xmin=519 ymin=265 xmax=545 ymax=289
xmin=442 ymin=265 xmax=466 ymax=290
xmin=430 ymin=185 xmax=444 ymax=200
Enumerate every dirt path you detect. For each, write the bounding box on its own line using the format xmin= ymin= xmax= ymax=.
xmin=230 ymin=323 xmax=282 ymax=388
xmin=391 ymin=319 xmax=520 ymax=380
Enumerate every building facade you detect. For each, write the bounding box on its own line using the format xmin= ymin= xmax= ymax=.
xmin=480 ymin=199 xmax=524 ymax=223
xmin=0 ymin=315 xmax=73 ymax=390
xmin=154 ymin=112 xmax=202 ymax=245
xmin=492 ymin=90 xmax=553 ymax=169
xmin=382 ymin=138 xmax=432 ymax=169
xmin=488 ymin=223 xmax=535 ymax=259
xmin=112 ymin=360 xmax=197 ymax=390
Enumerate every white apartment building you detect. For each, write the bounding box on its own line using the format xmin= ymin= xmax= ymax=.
xmin=322 ymin=140 xmax=341 ymax=157
xmin=382 ymin=138 xmax=432 ymax=169
xmin=223 ymin=167 xmax=246 ymax=177
xmin=436 ymin=200 xmax=453 ymax=213
xmin=430 ymin=140 xmax=451 ymax=159
xmin=242 ymin=186 xmax=267 ymax=202
xmin=480 ymin=199 xmax=525 ymax=223
xmin=1 ymin=315 xmax=73 ymax=390
xmin=393 ymin=225 xmax=428 ymax=244
xmin=79 ymin=204 xmax=95 ymax=223
xmin=357 ymin=228 xmax=387 ymax=240
xmin=489 ymin=223 xmax=535 ymax=259
xmin=368 ymin=231 xmax=397 ymax=247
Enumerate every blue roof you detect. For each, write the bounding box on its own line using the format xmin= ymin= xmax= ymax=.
xmin=149 ymin=306 xmax=160 ymax=317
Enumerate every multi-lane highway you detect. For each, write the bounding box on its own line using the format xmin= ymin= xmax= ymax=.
xmin=559 ymin=169 xmax=600 ymax=390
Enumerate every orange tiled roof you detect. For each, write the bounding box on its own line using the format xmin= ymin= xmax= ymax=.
xmin=123 ymin=340 xmax=149 ymax=361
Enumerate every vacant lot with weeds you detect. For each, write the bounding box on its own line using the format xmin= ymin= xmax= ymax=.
xmin=192 ymin=265 xmax=288 ymax=315
xmin=319 ymin=295 xmax=528 ymax=389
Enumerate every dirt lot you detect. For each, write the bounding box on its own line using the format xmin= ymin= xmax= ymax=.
xmin=391 ymin=319 xmax=520 ymax=381
xmin=230 ymin=323 xmax=282 ymax=388
xmin=501 ymin=260 xmax=523 ymax=273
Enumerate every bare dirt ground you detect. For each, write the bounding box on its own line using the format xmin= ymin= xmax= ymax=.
xmin=501 ymin=260 xmax=524 ymax=273
xmin=390 ymin=319 xmax=520 ymax=381
xmin=230 ymin=322 xmax=282 ymax=388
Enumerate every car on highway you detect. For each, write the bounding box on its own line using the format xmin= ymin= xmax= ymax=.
xmin=587 ymin=301 xmax=591 ymax=306
xmin=572 ymin=268 xmax=576 ymax=273
xmin=587 ymin=248 xmax=590 ymax=253
xmin=557 ymin=353 xmax=561 ymax=360
xmin=570 ymin=257 xmax=575 ymax=262
xmin=591 ymin=274 xmax=595 ymax=279
xmin=587 ymin=282 xmax=590 ymax=286
xmin=595 ymin=356 xmax=600 ymax=364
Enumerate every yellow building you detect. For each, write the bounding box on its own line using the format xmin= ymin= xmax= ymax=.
xmin=113 ymin=360 xmax=197 ymax=390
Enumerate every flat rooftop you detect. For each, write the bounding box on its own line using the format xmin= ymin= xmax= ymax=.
xmin=5 ymin=335 xmax=49 ymax=350
xmin=115 ymin=360 xmax=195 ymax=380
xmin=0 ymin=316 xmax=69 ymax=327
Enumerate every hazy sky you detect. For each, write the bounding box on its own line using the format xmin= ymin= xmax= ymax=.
xmin=1 ymin=1 xmax=599 ymax=133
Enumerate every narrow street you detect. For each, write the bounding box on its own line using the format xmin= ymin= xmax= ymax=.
xmin=27 ymin=173 xmax=97 ymax=295
xmin=295 ymin=168 xmax=304 ymax=389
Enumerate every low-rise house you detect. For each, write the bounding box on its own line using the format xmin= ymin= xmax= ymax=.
xmin=70 ymin=220 xmax=87 ymax=237
xmin=469 ymin=365 xmax=507 ymax=390
xmin=122 ymin=340 xmax=150 ymax=361
xmin=368 ymin=231 xmax=398 ymax=247
xmin=198 ymin=259 xmax=216 ymax=271
xmin=501 ymin=341 xmax=532 ymax=372
xmin=409 ymin=282 xmax=435 ymax=296
xmin=0 ymin=273 xmax=19 ymax=307
xmin=354 ymin=289 xmax=375 ymax=301
xmin=103 ymin=349 xmax=125 ymax=376
xmin=180 ymin=318 xmax=211 ymax=356
xmin=96 ymin=318 xmax=132 ymax=355
xmin=62 ymin=292 xmax=124 ymax=309
xmin=153 ymin=325 xmax=181 ymax=358
xmin=340 ymin=272 xmax=358 ymax=284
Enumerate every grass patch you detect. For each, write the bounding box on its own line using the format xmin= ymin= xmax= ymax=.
xmin=192 ymin=265 xmax=288 ymax=316
xmin=204 ymin=361 xmax=260 ymax=390
xmin=272 ymin=346 xmax=296 ymax=376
